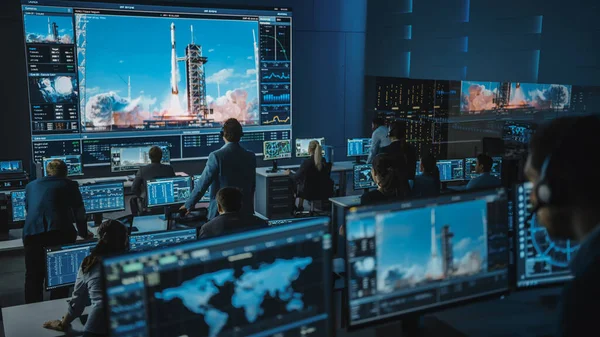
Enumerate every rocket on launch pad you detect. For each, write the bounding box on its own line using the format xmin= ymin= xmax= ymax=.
xmin=170 ymin=22 xmax=179 ymax=95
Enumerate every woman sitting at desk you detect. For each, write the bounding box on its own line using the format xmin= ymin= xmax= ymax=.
xmin=284 ymin=140 xmax=330 ymax=212
xmin=360 ymin=153 xmax=410 ymax=205
xmin=43 ymin=220 xmax=129 ymax=337
xmin=412 ymin=154 xmax=441 ymax=198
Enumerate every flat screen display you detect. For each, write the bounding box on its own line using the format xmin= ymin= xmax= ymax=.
xmin=263 ymin=139 xmax=292 ymax=160
xmin=295 ymin=138 xmax=324 ymax=158
xmin=42 ymin=155 xmax=83 ymax=177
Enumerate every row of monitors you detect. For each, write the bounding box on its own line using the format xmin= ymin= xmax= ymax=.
xmin=88 ymin=185 xmax=574 ymax=336
xmin=9 ymin=176 xmax=211 ymax=222
xmin=415 ymin=157 xmax=502 ymax=182
xmin=263 ymin=138 xmax=326 ymax=161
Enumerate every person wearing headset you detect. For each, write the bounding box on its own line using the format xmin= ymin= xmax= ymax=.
xmin=525 ymin=115 xmax=600 ymax=337
xmin=181 ymin=118 xmax=257 ymax=219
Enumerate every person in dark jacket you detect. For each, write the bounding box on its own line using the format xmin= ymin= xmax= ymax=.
xmin=412 ymin=154 xmax=441 ymax=198
xmin=131 ymin=146 xmax=176 ymax=198
xmin=380 ymin=120 xmax=418 ymax=180
xmin=284 ymin=140 xmax=332 ymax=212
xmin=360 ymin=153 xmax=410 ymax=205
xmin=524 ymin=116 xmax=600 ymax=337
xmin=198 ymin=187 xmax=267 ymax=238
xmin=23 ymin=159 xmax=92 ymax=303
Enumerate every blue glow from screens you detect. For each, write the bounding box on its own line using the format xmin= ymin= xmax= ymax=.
xmin=462 ymin=36 xmax=469 ymax=52
xmin=404 ymin=25 xmax=412 ymax=40
xmin=79 ymin=182 xmax=125 ymax=214
xmin=11 ymin=190 xmax=26 ymax=222
xmin=146 ymin=176 xmax=192 ymax=207
xmin=406 ymin=51 xmax=411 ymax=77
xmin=46 ymin=241 xmax=96 ymax=289
xmin=1 ymin=160 xmax=23 ymax=174
xmin=43 ymin=155 xmax=83 ymax=177
xmin=129 ymin=229 xmax=197 ymax=252
xmin=463 ymin=0 xmax=470 ymax=22
xmin=347 ymin=138 xmax=371 ymax=157
xmin=263 ymin=140 xmax=292 ymax=161
xmin=533 ymin=50 xmax=541 ymax=81
xmin=353 ymin=164 xmax=376 ymax=190
xmin=192 ymin=175 xmax=211 ymax=202
xmin=535 ymin=16 xmax=543 ymax=34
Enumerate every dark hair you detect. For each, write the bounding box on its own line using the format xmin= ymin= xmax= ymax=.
xmin=529 ymin=116 xmax=600 ymax=206
xmin=223 ymin=118 xmax=243 ymax=142
xmin=217 ymin=187 xmax=243 ymax=213
xmin=81 ymin=220 xmax=128 ymax=273
xmin=372 ymin=154 xmax=409 ymax=198
xmin=148 ymin=146 xmax=163 ymax=163
xmin=476 ymin=153 xmax=493 ymax=172
xmin=372 ymin=117 xmax=385 ymax=127
xmin=421 ymin=154 xmax=440 ymax=187
xmin=46 ymin=159 xmax=68 ymax=177
xmin=388 ymin=121 xmax=406 ymax=140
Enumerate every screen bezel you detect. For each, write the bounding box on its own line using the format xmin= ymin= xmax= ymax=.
xmin=263 ymin=139 xmax=292 ymax=161
xmin=79 ymin=181 xmax=126 ymax=214
xmin=343 ymin=188 xmax=510 ymax=330
xmin=145 ymin=176 xmax=192 ymax=207
xmin=44 ymin=239 xmax=98 ymax=291
xmin=295 ymin=137 xmax=324 ymax=158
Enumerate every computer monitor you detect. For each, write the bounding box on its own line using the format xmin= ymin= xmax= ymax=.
xmin=295 ymin=138 xmax=324 ymax=158
xmin=344 ymin=188 xmax=509 ymax=328
xmin=102 ymin=218 xmax=333 ymax=337
xmin=514 ymin=182 xmax=578 ymax=288
xmin=192 ymin=175 xmax=211 ymax=202
xmin=129 ymin=228 xmax=197 ymax=252
xmin=110 ymin=145 xmax=170 ymax=173
xmin=347 ymin=138 xmax=372 ymax=159
xmin=436 ymin=159 xmax=465 ymax=182
xmin=0 ymin=160 xmax=23 ymax=174
xmin=78 ymin=182 xmax=126 ymax=214
xmin=263 ymin=139 xmax=292 ymax=161
xmin=465 ymin=157 xmax=502 ymax=180
xmin=42 ymin=155 xmax=83 ymax=177
xmin=10 ymin=190 xmax=26 ymax=222
xmin=45 ymin=240 xmax=97 ymax=290
xmin=146 ymin=176 xmax=192 ymax=208
xmin=353 ymin=164 xmax=376 ymax=190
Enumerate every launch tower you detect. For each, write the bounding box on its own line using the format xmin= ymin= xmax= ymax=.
xmin=185 ymin=26 xmax=209 ymax=119
xmin=441 ymin=225 xmax=454 ymax=277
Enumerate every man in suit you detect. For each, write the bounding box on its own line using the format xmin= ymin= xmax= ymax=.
xmin=380 ymin=120 xmax=418 ymax=179
xmin=198 ymin=187 xmax=267 ymax=238
xmin=466 ymin=154 xmax=501 ymax=190
xmin=524 ymin=116 xmax=600 ymax=337
xmin=131 ymin=145 xmax=176 ymax=198
xmin=23 ymin=160 xmax=91 ymax=303
xmin=181 ymin=118 xmax=257 ymax=219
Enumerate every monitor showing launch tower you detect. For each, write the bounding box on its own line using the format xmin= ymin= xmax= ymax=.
xmin=21 ymin=1 xmax=293 ymax=165
xmin=344 ymin=189 xmax=509 ymax=328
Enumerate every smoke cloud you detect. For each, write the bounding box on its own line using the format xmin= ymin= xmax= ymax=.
xmin=461 ymin=84 xmax=497 ymax=112
xmin=209 ymin=89 xmax=259 ymax=123
xmin=84 ymin=91 xmax=156 ymax=128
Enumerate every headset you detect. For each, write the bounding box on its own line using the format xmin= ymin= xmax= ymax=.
xmin=219 ymin=119 xmax=244 ymax=138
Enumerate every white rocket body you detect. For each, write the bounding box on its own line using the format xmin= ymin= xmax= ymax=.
xmin=170 ymin=23 xmax=179 ymax=95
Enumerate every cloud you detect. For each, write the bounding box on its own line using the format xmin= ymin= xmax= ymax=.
xmin=86 ymin=87 xmax=101 ymax=95
xmin=239 ymin=80 xmax=257 ymax=90
xmin=208 ymin=49 xmax=215 ymax=53
xmin=455 ymin=238 xmax=472 ymax=251
xmin=478 ymin=235 xmax=485 ymax=243
xmin=227 ymin=56 xmax=231 ymax=59
xmin=247 ymin=56 xmax=253 ymax=60
xmin=245 ymin=69 xmax=257 ymax=77
xmin=354 ymin=257 xmax=375 ymax=275
xmin=206 ymin=68 xmax=234 ymax=84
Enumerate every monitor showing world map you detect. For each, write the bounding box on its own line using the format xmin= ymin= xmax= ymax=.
xmin=102 ymin=217 xmax=333 ymax=337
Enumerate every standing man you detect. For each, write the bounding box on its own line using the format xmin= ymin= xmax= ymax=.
xmin=366 ymin=117 xmax=391 ymax=164
xmin=380 ymin=120 xmax=418 ymax=180
xmin=131 ymin=145 xmax=176 ymax=198
xmin=524 ymin=116 xmax=600 ymax=337
xmin=181 ymin=118 xmax=256 ymax=219
xmin=466 ymin=154 xmax=501 ymax=190
xmin=24 ymin=159 xmax=91 ymax=303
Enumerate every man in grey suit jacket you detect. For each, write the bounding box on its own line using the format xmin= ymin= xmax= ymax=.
xmin=131 ymin=146 xmax=176 ymax=198
xmin=181 ymin=118 xmax=257 ymax=219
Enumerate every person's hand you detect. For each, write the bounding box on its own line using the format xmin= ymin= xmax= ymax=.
xmin=85 ymin=231 xmax=94 ymax=239
xmin=339 ymin=224 xmax=345 ymax=236
xmin=43 ymin=319 xmax=67 ymax=332
xmin=283 ymin=169 xmax=291 ymax=176
xmin=179 ymin=205 xmax=190 ymax=216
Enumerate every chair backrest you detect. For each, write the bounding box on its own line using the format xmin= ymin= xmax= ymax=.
xmin=303 ymin=162 xmax=334 ymax=201
xmin=129 ymin=197 xmax=145 ymax=216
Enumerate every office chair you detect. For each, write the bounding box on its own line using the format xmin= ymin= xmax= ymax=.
xmin=294 ymin=162 xmax=334 ymax=217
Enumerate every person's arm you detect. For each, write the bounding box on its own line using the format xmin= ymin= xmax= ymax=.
xmin=292 ymin=159 xmax=311 ymax=182
xmin=367 ymin=132 xmax=380 ymax=164
xmin=465 ymin=177 xmax=476 ymax=190
xmin=71 ymin=182 xmax=88 ymax=238
xmin=43 ymin=267 xmax=89 ymax=331
xmin=130 ymin=168 xmax=143 ymax=197
xmin=184 ymin=153 xmax=218 ymax=210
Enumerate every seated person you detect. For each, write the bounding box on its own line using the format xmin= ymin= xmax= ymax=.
xmin=198 ymin=187 xmax=267 ymax=239
xmin=412 ymin=154 xmax=441 ymax=198
xmin=466 ymin=154 xmax=501 ymax=190
xmin=361 ymin=153 xmax=410 ymax=205
xmin=284 ymin=140 xmax=332 ymax=211
xmin=131 ymin=146 xmax=176 ymax=198
xmin=43 ymin=220 xmax=129 ymax=337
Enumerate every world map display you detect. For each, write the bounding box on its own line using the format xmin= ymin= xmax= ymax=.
xmin=154 ymin=257 xmax=313 ymax=337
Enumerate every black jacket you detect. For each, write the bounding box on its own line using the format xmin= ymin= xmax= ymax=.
xmin=379 ymin=141 xmax=418 ymax=179
xmin=198 ymin=212 xmax=268 ymax=239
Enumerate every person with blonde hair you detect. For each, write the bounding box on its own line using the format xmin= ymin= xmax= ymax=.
xmin=285 ymin=140 xmax=330 ymax=212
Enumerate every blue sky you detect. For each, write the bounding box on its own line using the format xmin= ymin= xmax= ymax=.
xmin=347 ymin=217 xmax=376 ymax=241
xmin=24 ymin=14 xmax=74 ymax=39
xmin=376 ymin=199 xmax=487 ymax=273
xmin=81 ymin=14 xmax=258 ymax=108
xmin=509 ymin=83 xmax=571 ymax=105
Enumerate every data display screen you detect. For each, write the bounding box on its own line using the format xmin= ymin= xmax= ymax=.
xmin=263 ymin=139 xmax=292 ymax=160
xmin=11 ymin=190 xmax=27 ymax=222
xmin=78 ymin=181 xmax=125 ymax=214
xmin=353 ymin=164 xmax=376 ymax=190
xmin=22 ymin=0 xmax=293 ymax=164
xmin=295 ymin=138 xmax=324 ymax=158
xmin=0 ymin=160 xmax=24 ymax=174
xmin=146 ymin=176 xmax=192 ymax=207
xmin=102 ymin=218 xmax=333 ymax=337
xmin=465 ymin=157 xmax=502 ymax=180
xmin=192 ymin=175 xmax=211 ymax=202
xmin=45 ymin=241 xmax=97 ymax=290
xmin=110 ymin=145 xmax=170 ymax=173
xmin=347 ymin=138 xmax=372 ymax=157
xmin=345 ymin=189 xmax=509 ymax=327
xmin=437 ymin=159 xmax=464 ymax=182
xmin=42 ymin=154 xmax=83 ymax=176
xmin=129 ymin=229 xmax=197 ymax=252
xmin=514 ymin=182 xmax=578 ymax=288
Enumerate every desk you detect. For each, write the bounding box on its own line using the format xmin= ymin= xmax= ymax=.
xmin=255 ymin=161 xmax=355 ymax=219
xmin=2 ymin=298 xmax=90 ymax=337
xmin=329 ymin=195 xmax=361 ymax=257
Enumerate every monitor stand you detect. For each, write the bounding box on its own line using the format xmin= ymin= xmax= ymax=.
xmin=92 ymin=214 xmax=103 ymax=227
xmin=354 ymin=157 xmax=364 ymax=164
xmin=267 ymin=160 xmax=279 ymax=173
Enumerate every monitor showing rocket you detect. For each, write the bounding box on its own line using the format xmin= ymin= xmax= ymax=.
xmin=21 ymin=1 xmax=293 ymax=164
xmin=344 ymin=188 xmax=509 ymax=328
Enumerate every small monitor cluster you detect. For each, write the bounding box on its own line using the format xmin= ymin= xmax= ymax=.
xmin=42 ymin=155 xmax=83 ymax=177
xmin=416 ymin=157 xmax=502 ymax=182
